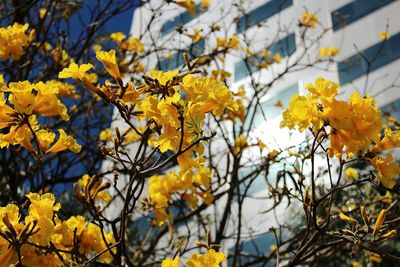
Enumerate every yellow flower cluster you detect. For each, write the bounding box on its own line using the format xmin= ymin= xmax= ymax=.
xmin=147 ymin=165 xmax=213 ymax=226
xmin=0 ymin=193 xmax=115 ymax=266
xmin=142 ymin=70 xmax=237 ymax=171
xmin=299 ymin=12 xmax=319 ymax=28
xmin=162 ymin=249 xmax=226 ymax=267
xmin=60 ymin=61 xmax=236 ymax=226
xmin=0 ymin=81 xmax=81 ymax=154
xmin=319 ymin=46 xmax=340 ymax=58
xmin=281 ymin=77 xmax=400 ymax=188
xmin=216 ymin=36 xmax=240 ymax=50
xmin=0 ymin=23 xmax=34 ymax=60
xmin=110 ymin=32 xmax=145 ymax=53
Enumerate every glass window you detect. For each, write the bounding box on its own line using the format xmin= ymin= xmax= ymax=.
xmin=257 ymin=85 xmax=298 ymax=121
xmin=331 ymin=0 xmax=394 ymax=32
xmin=160 ymin=4 xmax=207 ymax=36
xmin=159 ymin=39 xmax=205 ymax=71
xmin=237 ymin=0 xmax=293 ymax=33
xmin=381 ymin=98 xmax=400 ymax=120
xmin=338 ymin=31 xmax=400 ymax=85
xmin=234 ymin=33 xmax=296 ymax=82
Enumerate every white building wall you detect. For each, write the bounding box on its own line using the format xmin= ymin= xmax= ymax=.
xmin=105 ymin=0 xmax=400 ymax=262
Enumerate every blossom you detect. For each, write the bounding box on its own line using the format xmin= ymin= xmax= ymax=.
xmin=299 ymin=12 xmax=319 ymax=28
xmin=0 ymin=23 xmax=34 ymax=60
xmin=58 ymin=63 xmax=94 ymax=81
xmin=280 ymin=94 xmax=322 ymax=131
xmin=47 ymin=129 xmax=82 ymax=154
xmin=110 ymin=32 xmax=126 ymax=43
xmin=216 ymin=36 xmax=239 ymax=50
xmin=370 ymin=127 xmax=400 ymax=153
xmin=175 ymin=1 xmax=196 ymax=16
xmin=147 ymin=166 xmax=213 ymax=226
xmin=186 ymin=249 xmax=226 ymax=267
xmin=319 ymin=46 xmax=340 ymax=58
xmin=344 ymin=167 xmax=359 ymax=180
xmin=201 ymin=0 xmax=210 ymax=10
xmin=45 ymin=80 xmax=77 ymax=98
xmin=162 ymin=255 xmax=180 ymax=267
xmin=369 ymin=154 xmax=399 ymax=189
xmin=96 ymin=50 xmax=121 ymax=79
xmin=380 ymin=31 xmax=389 ymax=40
xmin=233 ymin=135 xmax=247 ymax=155
xmin=120 ymin=37 xmax=145 ymax=53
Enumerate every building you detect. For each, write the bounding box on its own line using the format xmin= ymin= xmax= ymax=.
xmin=105 ymin=0 xmax=400 ymax=264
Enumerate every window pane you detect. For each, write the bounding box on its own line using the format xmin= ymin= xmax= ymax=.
xmin=237 ymin=0 xmax=293 ymax=33
xmin=160 ymin=4 xmax=207 ymax=36
xmin=331 ymin=0 xmax=394 ymax=31
xmin=338 ymin=31 xmax=400 ymax=85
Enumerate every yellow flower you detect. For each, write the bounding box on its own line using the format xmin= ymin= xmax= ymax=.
xmin=110 ymin=32 xmax=126 ymax=43
xmin=162 ymin=255 xmax=180 ymax=267
xmin=149 ymin=69 xmax=179 ymax=86
xmin=273 ymin=53 xmax=282 ymax=63
xmin=369 ymin=154 xmax=399 ymax=189
xmin=75 ymin=174 xmax=111 ymax=203
xmin=0 ymin=118 xmax=36 ymax=151
xmin=26 ymin=214 xmax=55 ymax=246
xmin=182 ymin=75 xmax=236 ymax=116
xmin=201 ymin=0 xmax=210 ymax=10
xmin=258 ymin=139 xmax=266 ymax=151
xmin=0 ymin=93 xmax=17 ymax=129
xmin=120 ymin=37 xmax=144 ymax=53
xmin=34 ymin=82 xmax=70 ymax=120
xmin=121 ymin=82 xmax=141 ymax=104
xmin=39 ymin=8 xmax=48 ymax=20
xmin=370 ymin=127 xmax=400 ymax=153
xmin=211 ymin=70 xmax=231 ymax=81
xmin=233 ymin=135 xmax=247 ymax=155
xmin=58 ymin=62 xmax=94 ymax=81
xmin=0 ymin=23 xmax=33 ymax=60
xmin=96 ymin=50 xmax=121 ymax=79
xmin=349 ymin=92 xmax=382 ymax=145
xmin=344 ymin=167 xmax=359 ymax=180
xmin=280 ymin=94 xmax=322 ymax=131
xmin=6 ymin=81 xmax=35 ymax=114
xmin=99 ymin=129 xmax=112 ymax=142
xmin=51 ymin=45 xmax=72 ymax=66
xmin=380 ymin=31 xmax=388 ymax=40
xmin=188 ymin=29 xmax=203 ymax=42
xmin=319 ymin=46 xmax=340 ymax=58
xmin=36 ymin=129 xmax=56 ymax=153
xmin=45 ymin=80 xmax=77 ymax=98
xmin=369 ymin=253 xmax=382 ymax=263
xmin=267 ymin=149 xmax=279 ymax=160
xmin=26 ymin=192 xmax=61 ymax=219
xmin=217 ymin=36 xmax=239 ymax=50
xmin=299 ymin=12 xmax=319 ymax=28
xmin=47 ymin=129 xmax=82 ymax=154
xmin=186 ymin=249 xmax=226 ymax=267
xmin=305 ymin=77 xmax=338 ymax=103
xmin=175 ymin=0 xmax=196 ymax=16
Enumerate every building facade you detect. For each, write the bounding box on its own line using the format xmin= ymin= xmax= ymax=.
xmin=105 ymin=0 xmax=400 ymax=264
